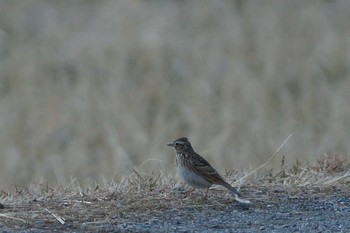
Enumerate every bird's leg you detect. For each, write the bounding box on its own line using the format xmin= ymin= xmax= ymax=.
xmin=203 ymin=187 xmax=209 ymax=199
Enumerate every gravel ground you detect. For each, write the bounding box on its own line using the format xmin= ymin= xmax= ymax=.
xmin=1 ymin=186 xmax=350 ymax=233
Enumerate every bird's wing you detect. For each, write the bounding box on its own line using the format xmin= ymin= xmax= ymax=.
xmin=191 ymin=153 xmax=226 ymax=184
xmin=191 ymin=153 xmax=241 ymax=196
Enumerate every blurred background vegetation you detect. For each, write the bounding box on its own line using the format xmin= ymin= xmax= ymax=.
xmin=0 ymin=0 xmax=349 ymax=187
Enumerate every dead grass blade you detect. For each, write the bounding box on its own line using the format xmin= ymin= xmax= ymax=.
xmin=44 ymin=208 xmax=65 ymax=225
xmin=0 ymin=213 xmax=27 ymax=224
xmin=315 ymin=171 xmax=350 ymax=186
xmin=239 ymin=133 xmax=293 ymax=182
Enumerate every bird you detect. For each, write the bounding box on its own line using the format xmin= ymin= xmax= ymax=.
xmin=167 ymin=137 xmax=241 ymax=198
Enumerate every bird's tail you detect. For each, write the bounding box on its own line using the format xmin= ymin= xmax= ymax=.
xmin=222 ymin=182 xmax=241 ymax=196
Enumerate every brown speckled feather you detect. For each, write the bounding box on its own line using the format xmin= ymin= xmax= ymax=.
xmin=168 ymin=137 xmax=241 ymax=196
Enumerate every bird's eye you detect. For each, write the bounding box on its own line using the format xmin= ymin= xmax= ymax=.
xmin=174 ymin=142 xmax=180 ymax=146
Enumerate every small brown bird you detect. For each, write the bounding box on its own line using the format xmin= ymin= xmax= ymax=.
xmin=167 ymin=137 xmax=240 ymax=198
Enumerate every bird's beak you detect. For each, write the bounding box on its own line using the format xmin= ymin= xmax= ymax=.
xmin=167 ymin=143 xmax=174 ymax=147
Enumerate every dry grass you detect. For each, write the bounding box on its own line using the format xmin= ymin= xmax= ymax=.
xmin=0 ymin=1 xmax=350 ymax=187
xmin=1 ymin=155 xmax=350 ymax=230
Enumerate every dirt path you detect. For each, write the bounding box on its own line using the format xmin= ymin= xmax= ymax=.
xmin=1 ymin=185 xmax=349 ymax=232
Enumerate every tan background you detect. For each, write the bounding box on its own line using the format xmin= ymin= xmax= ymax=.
xmin=0 ymin=1 xmax=349 ymax=186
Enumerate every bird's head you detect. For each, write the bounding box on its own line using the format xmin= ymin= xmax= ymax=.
xmin=167 ymin=137 xmax=193 ymax=152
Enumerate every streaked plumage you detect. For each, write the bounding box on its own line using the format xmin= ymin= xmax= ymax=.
xmin=167 ymin=137 xmax=240 ymax=198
